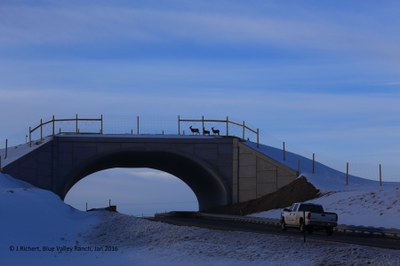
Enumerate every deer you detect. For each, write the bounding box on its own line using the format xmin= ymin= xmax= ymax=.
xmin=203 ymin=127 xmax=211 ymax=136
xmin=211 ymin=127 xmax=220 ymax=135
xmin=189 ymin=126 xmax=200 ymax=135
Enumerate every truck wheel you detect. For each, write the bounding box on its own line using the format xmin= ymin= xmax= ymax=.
xmin=280 ymin=219 xmax=287 ymax=231
xmin=326 ymin=228 xmax=333 ymax=236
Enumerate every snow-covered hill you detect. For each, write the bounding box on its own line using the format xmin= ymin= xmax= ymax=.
xmin=245 ymin=142 xmax=400 ymax=228
xmin=1 ymin=173 xmax=400 ymax=265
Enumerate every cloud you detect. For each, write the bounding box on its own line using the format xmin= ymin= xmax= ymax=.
xmin=1 ymin=2 xmax=400 ymax=81
xmin=1 ymin=2 xmax=399 ymax=62
xmin=127 ymin=169 xmax=177 ymax=181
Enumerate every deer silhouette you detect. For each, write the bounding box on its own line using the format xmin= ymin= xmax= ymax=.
xmin=211 ymin=127 xmax=220 ymax=135
xmin=203 ymin=127 xmax=211 ymax=136
xmin=189 ymin=126 xmax=200 ymax=135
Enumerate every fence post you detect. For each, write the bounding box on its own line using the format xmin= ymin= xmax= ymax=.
xmin=379 ymin=164 xmax=382 ymax=190
xmin=297 ymin=160 xmax=301 ymax=175
xmin=283 ymin=141 xmax=286 ymax=161
xmin=52 ymin=115 xmax=55 ymax=136
xmin=312 ymin=153 xmax=315 ymax=174
xmin=178 ymin=115 xmax=181 ymax=135
xmin=29 ymin=127 xmax=32 ymax=147
xmin=257 ymin=128 xmax=260 ymax=148
xmin=75 ymin=114 xmax=78 ymax=133
xmin=5 ymin=139 xmax=8 ymax=159
xmin=40 ymin=119 xmax=43 ymax=141
xmin=242 ymin=121 xmax=245 ymax=140
xmin=136 ymin=116 xmax=140 ymax=135
xmin=100 ymin=114 xmax=103 ymax=134
xmin=303 ymin=210 xmax=306 ymax=243
xmin=226 ymin=116 xmax=229 ymax=136
xmin=346 ymin=162 xmax=349 ymax=185
xmin=202 ymin=115 xmax=205 ymax=134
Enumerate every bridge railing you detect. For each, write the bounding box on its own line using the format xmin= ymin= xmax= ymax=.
xmin=29 ymin=114 xmax=103 ymax=146
xmin=27 ymin=115 xmax=259 ymax=147
xmin=178 ymin=116 xmax=260 ymax=147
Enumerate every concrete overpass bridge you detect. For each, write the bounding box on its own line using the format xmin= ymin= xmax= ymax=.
xmin=1 ymin=116 xmax=298 ymax=211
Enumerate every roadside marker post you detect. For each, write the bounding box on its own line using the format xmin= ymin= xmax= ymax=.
xmin=303 ymin=210 xmax=306 ymax=243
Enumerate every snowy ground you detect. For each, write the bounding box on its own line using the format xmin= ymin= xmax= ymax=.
xmin=1 ymin=173 xmax=400 ymax=265
xmin=0 ymin=136 xmax=52 ymax=168
xmin=246 ymin=142 xmax=400 ymax=229
xmin=251 ymin=185 xmax=400 ymax=229
xmin=251 ymin=175 xmax=400 ymax=228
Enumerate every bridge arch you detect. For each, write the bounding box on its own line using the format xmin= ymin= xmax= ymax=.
xmin=62 ymin=150 xmax=230 ymax=211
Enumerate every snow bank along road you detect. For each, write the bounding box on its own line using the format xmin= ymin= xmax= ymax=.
xmin=2 ymin=173 xmax=400 ymax=265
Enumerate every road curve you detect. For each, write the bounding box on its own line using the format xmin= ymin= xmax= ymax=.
xmin=149 ymin=215 xmax=400 ymax=250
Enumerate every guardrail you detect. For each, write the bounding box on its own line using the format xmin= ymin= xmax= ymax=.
xmin=156 ymin=212 xmax=400 ymax=239
xmin=28 ymin=114 xmax=103 ymax=147
xmin=336 ymin=224 xmax=400 ymax=238
xmin=178 ymin=115 xmax=260 ymax=147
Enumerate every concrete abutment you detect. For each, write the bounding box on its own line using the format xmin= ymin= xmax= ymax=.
xmin=4 ymin=135 xmax=297 ymax=210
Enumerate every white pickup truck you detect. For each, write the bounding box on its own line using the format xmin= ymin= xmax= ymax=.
xmin=281 ymin=203 xmax=338 ymax=235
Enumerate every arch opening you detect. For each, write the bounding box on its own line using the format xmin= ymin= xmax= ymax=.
xmin=65 ymin=168 xmax=198 ymax=216
xmin=62 ymin=150 xmax=230 ymax=211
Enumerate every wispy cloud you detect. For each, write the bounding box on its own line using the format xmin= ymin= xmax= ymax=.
xmin=1 ymin=2 xmax=399 ymax=63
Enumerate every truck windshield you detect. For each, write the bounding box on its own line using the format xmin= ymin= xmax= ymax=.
xmin=299 ymin=204 xmax=324 ymax=213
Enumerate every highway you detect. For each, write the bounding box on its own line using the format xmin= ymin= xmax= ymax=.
xmin=150 ymin=214 xmax=400 ymax=250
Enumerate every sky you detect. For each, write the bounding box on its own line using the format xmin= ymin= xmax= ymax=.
xmin=1 ymin=0 xmax=399 ymax=214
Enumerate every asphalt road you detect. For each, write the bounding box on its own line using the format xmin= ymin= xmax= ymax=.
xmin=150 ymin=215 xmax=400 ymax=250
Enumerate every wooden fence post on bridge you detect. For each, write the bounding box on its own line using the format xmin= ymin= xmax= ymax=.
xmin=52 ymin=115 xmax=55 ymax=136
xmin=40 ymin=119 xmax=43 ymax=141
xmin=202 ymin=115 xmax=205 ymax=134
xmin=226 ymin=116 xmax=229 ymax=136
xmin=29 ymin=127 xmax=32 ymax=147
xmin=178 ymin=115 xmax=181 ymax=135
xmin=136 ymin=116 xmax=140 ymax=135
xmin=257 ymin=128 xmax=260 ymax=148
xmin=5 ymin=139 xmax=8 ymax=159
xmin=242 ymin=121 xmax=245 ymax=140
xmin=75 ymin=114 xmax=78 ymax=134
xmin=100 ymin=114 xmax=103 ymax=134
xmin=346 ymin=162 xmax=349 ymax=185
